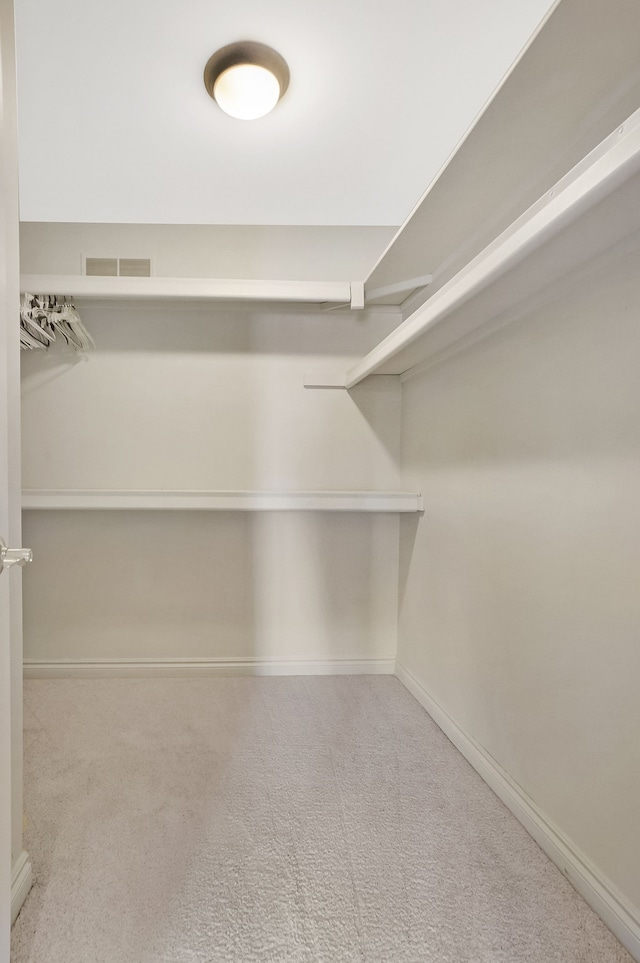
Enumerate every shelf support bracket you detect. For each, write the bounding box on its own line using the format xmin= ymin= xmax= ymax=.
xmin=349 ymin=281 xmax=365 ymax=310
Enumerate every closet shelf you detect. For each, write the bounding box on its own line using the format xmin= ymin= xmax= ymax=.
xmin=345 ymin=105 xmax=640 ymax=387
xmin=21 ymin=490 xmax=424 ymax=513
xmin=19 ymin=275 xmax=364 ymax=309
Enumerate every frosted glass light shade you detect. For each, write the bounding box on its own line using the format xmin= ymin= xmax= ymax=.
xmin=204 ymin=42 xmax=290 ymax=122
xmin=213 ymin=63 xmax=281 ymax=120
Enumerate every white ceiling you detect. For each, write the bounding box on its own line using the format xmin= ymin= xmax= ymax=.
xmin=15 ymin=0 xmax=556 ymax=227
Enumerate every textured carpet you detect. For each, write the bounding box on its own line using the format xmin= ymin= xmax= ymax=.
xmin=11 ymin=676 xmax=633 ymax=963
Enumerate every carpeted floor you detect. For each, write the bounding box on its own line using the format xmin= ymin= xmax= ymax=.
xmin=11 ymin=676 xmax=632 ymax=962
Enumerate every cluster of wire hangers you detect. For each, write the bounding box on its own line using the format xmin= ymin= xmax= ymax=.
xmin=20 ymin=293 xmax=94 ymax=351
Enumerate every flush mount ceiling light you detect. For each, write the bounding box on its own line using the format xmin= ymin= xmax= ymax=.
xmin=204 ymin=41 xmax=290 ymax=120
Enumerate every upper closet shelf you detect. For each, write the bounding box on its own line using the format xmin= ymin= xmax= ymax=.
xmin=345 ymin=105 xmax=640 ymax=387
xmin=19 ymin=275 xmax=365 ymax=310
xmin=22 ymin=490 xmax=424 ymax=513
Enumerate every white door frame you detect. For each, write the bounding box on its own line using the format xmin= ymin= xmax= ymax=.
xmin=0 ymin=0 xmax=31 ymax=953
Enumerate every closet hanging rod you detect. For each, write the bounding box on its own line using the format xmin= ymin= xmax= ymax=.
xmin=19 ymin=275 xmax=365 ymax=309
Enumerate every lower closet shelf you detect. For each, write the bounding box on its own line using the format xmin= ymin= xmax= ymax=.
xmin=21 ymin=490 xmax=424 ymax=513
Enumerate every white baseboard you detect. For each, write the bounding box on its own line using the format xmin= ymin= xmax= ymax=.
xmin=11 ymin=850 xmax=32 ymax=925
xmin=24 ymin=657 xmax=396 ymax=679
xmin=394 ymin=660 xmax=640 ymax=963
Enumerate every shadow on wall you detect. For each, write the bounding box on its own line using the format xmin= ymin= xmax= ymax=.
xmin=400 ymin=235 xmax=640 ymax=474
xmin=66 ymin=302 xmax=398 ymax=356
xmin=347 ymin=376 xmax=403 ymax=486
xmin=248 ymin=512 xmax=397 ymax=664
xmin=397 ymin=514 xmax=421 ymax=619
xmin=21 ymin=510 xmax=259 ymax=662
xmin=21 ymin=510 xmax=399 ymax=667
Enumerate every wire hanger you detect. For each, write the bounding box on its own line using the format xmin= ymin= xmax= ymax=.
xmin=20 ymin=293 xmax=95 ymax=351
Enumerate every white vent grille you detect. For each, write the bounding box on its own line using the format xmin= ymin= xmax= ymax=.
xmin=85 ymin=257 xmax=118 ymax=277
xmin=119 ymin=258 xmax=151 ymax=277
xmin=84 ymin=257 xmax=152 ymax=278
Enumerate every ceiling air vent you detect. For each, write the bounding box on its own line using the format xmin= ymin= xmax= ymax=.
xmin=84 ymin=257 xmax=152 ymax=278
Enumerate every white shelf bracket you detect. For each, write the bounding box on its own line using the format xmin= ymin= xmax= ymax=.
xmin=365 ymin=274 xmax=433 ymax=304
xmin=349 ymin=281 xmax=365 ymax=310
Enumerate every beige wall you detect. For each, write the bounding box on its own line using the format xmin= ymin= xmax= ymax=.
xmin=22 ymin=510 xmax=398 ymax=665
xmin=397 ymin=236 xmax=640 ymax=914
xmin=21 ymin=303 xmax=402 ymax=665
xmin=21 ymin=303 xmax=401 ymax=492
xmin=19 ymin=222 xmax=395 ymax=282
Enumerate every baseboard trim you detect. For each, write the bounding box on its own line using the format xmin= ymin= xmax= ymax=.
xmin=394 ymin=660 xmax=640 ymax=963
xmin=11 ymin=850 xmax=32 ymax=925
xmin=24 ymin=657 xmax=396 ymax=679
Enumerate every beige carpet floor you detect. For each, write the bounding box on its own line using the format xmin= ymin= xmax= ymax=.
xmin=11 ymin=676 xmax=632 ymax=963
